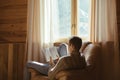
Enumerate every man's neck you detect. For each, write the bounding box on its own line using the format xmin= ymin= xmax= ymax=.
xmin=70 ymin=51 xmax=80 ymax=56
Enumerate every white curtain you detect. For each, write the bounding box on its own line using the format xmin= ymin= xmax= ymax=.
xmin=90 ymin=0 xmax=119 ymax=80
xmin=26 ymin=0 xmax=59 ymax=62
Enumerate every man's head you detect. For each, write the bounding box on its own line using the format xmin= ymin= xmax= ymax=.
xmin=68 ymin=36 xmax=82 ymax=54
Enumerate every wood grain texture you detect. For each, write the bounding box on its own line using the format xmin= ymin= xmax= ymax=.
xmin=0 ymin=23 xmax=26 ymax=31
xmin=15 ymin=43 xmax=26 ymax=80
xmin=0 ymin=0 xmax=27 ymax=7
xmin=0 ymin=43 xmax=26 ymax=80
xmin=8 ymin=44 xmax=13 ymax=80
xmin=0 ymin=0 xmax=27 ymax=80
xmin=0 ymin=31 xmax=26 ymax=43
xmin=0 ymin=44 xmax=9 ymax=80
xmin=0 ymin=0 xmax=27 ymax=43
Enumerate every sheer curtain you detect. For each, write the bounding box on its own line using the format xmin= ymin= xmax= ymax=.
xmin=26 ymin=0 xmax=59 ymax=62
xmin=90 ymin=0 xmax=119 ymax=80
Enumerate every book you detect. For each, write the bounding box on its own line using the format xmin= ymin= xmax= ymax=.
xmin=43 ymin=47 xmax=59 ymax=62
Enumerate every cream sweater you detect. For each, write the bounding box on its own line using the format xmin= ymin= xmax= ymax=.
xmin=48 ymin=52 xmax=86 ymax=80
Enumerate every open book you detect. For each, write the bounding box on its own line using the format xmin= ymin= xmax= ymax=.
xmin=43 ymin=47 xmax=59 ymax=62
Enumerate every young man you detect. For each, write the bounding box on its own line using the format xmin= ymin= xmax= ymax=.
xmin=48 ymin=36 xmax=86 ymax=80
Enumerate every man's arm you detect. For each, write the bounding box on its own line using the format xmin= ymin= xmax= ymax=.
xmin=48 ymin=57 xmax=68 ymax=80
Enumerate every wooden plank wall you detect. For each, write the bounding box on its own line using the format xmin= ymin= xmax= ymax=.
xmin=0 ymin=0 xmax=27 ymax=80
xmin=0 ymin=43 xmax=26 ymax=80
xmin=0 ymin=0 xmax=27 ymax=43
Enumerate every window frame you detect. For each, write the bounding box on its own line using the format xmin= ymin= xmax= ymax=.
xmin=55 ymin=0 xmax=91 ymax=43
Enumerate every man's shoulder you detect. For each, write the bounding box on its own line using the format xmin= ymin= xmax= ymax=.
xmin=59 ymin=56 xmax=72 ymax=61
xmin=61 ymin=55 xmax=71 ymax=58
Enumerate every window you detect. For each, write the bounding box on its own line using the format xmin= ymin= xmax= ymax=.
xmin=78 ymin=0 xmax=91 ymax=41
xmin=53 ymin=0 xmax=91 ymax=42
xmin=55 ymin=0 xmax=71 ymax=39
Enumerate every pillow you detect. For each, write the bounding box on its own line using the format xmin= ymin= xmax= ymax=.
xmin=57 ymin=43 xmax=68 ymax=57
xmin=80 ymin=42 xmax=92 ymax=53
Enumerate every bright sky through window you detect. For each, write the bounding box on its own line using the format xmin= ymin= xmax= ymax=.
xmin=52 ymin=0 xmax=91 ymax=41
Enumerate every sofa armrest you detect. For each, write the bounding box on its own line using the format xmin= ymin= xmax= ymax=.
xmin=28 ymin=68 xmax=41 ymax=76
xmin=28 ymin=68 xmax=49 ymax=80
xmin=56 ymin=69 xmax=94 ymax=80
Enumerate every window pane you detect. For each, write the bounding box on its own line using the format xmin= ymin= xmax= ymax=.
xmin=56 ymin=0 xmax=71 ymax=40
xmin=78 ymin=0 xmax=90 ymax=41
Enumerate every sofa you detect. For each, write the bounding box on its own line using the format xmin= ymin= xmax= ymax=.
xmin=27 ymin=41 xmax=114 ymax=80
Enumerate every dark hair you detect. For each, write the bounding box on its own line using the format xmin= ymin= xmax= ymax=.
xmin=69 ymin=36 xmax=82 ymax=51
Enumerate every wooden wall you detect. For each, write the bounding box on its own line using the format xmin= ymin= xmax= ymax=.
xmin=0 ymin=0 xmax=27 ymax=80
xmin=0 ymin=43 xmax=26 ymax=80
xmin=0 ymin=0 xmax=27 ymax=43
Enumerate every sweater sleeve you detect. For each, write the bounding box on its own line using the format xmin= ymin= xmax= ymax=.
xmin=48 ymin=57 xmax=67 ymax=80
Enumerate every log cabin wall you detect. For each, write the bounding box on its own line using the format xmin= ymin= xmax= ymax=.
xmin=0 ymin=43 xmax=26 ymax=80
xmin=0 ymin=0 xmax=27 ymax=80
xmin=0 ymin=0 xmax=27 ymax=42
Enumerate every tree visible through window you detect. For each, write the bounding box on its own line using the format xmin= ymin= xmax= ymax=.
xmin=54 ymin=0 xmax=91 ymax=41
xmin=78 ymin=0 xmax=90 ymax=41
xmin=57 ymin=0 xmax=71 ymax=38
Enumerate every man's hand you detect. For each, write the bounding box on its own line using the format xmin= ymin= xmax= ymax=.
xmin=49 ymin=56 xmax=55 ymax=66
xmin=54 ymin=55 xmax=60 ymax=64
xmin=56 ymin=55 xmax=60 ymax=62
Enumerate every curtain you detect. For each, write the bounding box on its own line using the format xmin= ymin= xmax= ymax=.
xmin=26 ymin=0 xmax=44 ymax=62
xmin=26 ymin=0 xmax=59 ymax=62
xmin=90 ymin=0 xmax=118 ymax=42
xmin=90 ymin=0 xmax=119 ymax=80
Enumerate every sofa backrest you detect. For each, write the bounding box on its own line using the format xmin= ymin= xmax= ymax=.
xmin=83 ymin=43 xmax=101 ymax=66
xmin=100 ymin=41 xmax=115 ymax=80
xmin=80 ymin=42 xmax=92 ymax=53
xmin=82 ymin=43 xmax=102 ymax=80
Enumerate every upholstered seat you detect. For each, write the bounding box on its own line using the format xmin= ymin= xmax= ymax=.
xmin=27 ymin=42 xmax=114 ymax=80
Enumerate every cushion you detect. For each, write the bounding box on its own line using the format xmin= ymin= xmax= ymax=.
xmin=83 ymin=44 xmax=101 ymax=66
xmin=57 ymin=43 xmax=68 ymax=57
xmin=80 ymin=42 xmax=92 ymax=53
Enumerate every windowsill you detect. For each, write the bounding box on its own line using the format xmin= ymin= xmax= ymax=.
xmin=54 ymin=38 xmax=69 ymax=46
